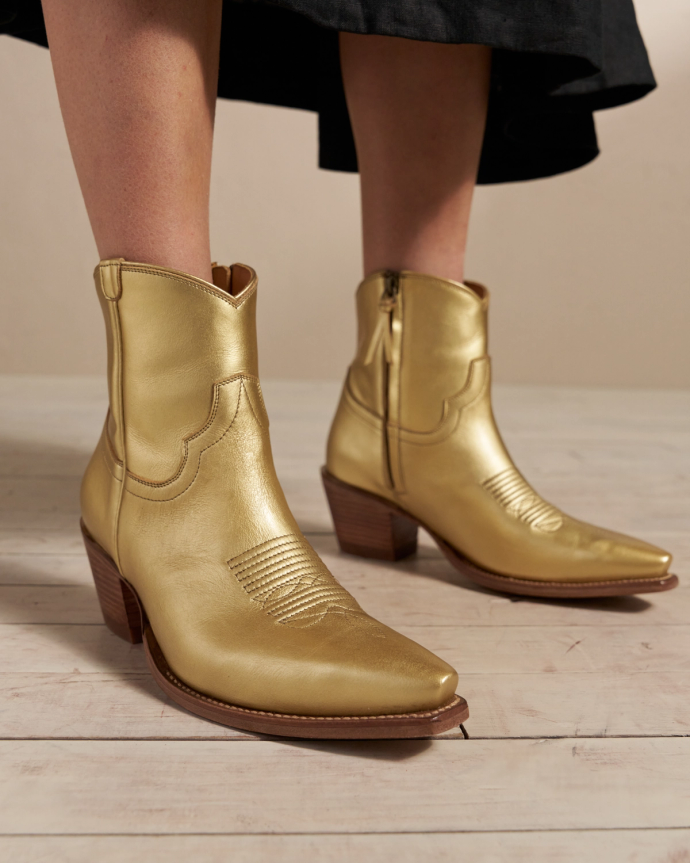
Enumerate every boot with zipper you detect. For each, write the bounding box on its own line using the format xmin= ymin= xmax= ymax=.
xmin=81 ymin=259 xmax=467 ymax=738
xmin=323 ymin=270 xmax=677 ymax=598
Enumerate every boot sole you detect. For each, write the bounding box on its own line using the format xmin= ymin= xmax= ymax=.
xmin=321 ymin=469 xmax=679 ymax=599
xmin=81 ymin=521 xmax=468 ymax=739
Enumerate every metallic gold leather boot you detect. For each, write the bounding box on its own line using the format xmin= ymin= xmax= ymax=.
xmin=324 ymin=270 xmax=677 ymax=598
xmin=81 ymin=259 xmax=467 ymax=738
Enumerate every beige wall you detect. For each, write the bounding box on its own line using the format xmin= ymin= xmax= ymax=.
xmin=0 ymin=0 xmax=688 ymax=385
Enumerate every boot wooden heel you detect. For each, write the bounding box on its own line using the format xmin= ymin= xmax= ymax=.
xmin=322 ymin=468 xmax=418 ymax=561
xmin=81 ymin=520 xmax=143 ymax=644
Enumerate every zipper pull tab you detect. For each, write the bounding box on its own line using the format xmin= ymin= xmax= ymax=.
xmin=363 ymin=271 xmax=399 ymax=366
xmin=380 ymin=270 xmax=399 ymax=307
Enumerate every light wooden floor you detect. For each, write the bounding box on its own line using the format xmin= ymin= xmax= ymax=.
xmin=1 ymin=375 xmax=689 ymax=862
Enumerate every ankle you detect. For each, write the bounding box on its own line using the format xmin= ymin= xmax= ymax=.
xmin=96 ymin=246 xmax=214 ymax=284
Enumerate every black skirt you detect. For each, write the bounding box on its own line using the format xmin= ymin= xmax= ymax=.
xmin=2 ymin=0 xmax=655 ymax=184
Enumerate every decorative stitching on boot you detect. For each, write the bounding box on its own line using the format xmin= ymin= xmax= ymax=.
xmin=483 ymin=467 xmax=563 ymax=532
xmin=124 ymin=377 xmax=258 ymax=502
xmin=229 ymin=534 xmax=368 ymax=628
xmin=118 ymin=264 xmax=256 ymax=309
xmin=127 ymin=375 xmax=252 ymax=488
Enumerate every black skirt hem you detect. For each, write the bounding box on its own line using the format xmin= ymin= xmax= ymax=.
xmin=1 ymin=0 xmax=656 ymax=184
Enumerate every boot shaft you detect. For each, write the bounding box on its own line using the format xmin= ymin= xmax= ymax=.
xmin=348 ymin=270 xmax=490 ymax=433
xmin=327 ymin=270 xmax=493 ymax=497
xmin=94 ymin=259 xmax=260 ymax=483
xmin=83 ymin=259 xmax=269 ymax=561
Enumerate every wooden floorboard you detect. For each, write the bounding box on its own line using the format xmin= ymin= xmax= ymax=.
xmin=1 ymin=374 xmax=689 ymax=857
xmin=0 ymin=738 xmax=689 ymax=834
xmin=2 ymin=831 xmax=690 ymax=863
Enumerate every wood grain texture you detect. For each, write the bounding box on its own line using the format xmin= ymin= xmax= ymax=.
xmin=322 ymin=468 xmax=419 ymax=560
xmin=0 ymin=586 xmax=101 ymax=624
xmin=0 ymin=531 xmax=84 ymax=555
xmin=0 ymin=554 xmax=93 ymax=587
xmin=0 ymin=738 xmax=689 ymax=834
xmin=3 ymin=831 xmax=690 ymax=863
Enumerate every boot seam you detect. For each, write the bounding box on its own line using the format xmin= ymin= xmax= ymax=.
xmin=163 ymin=665 xmax=463 ymax=720
xmin=118 ymin=264 xmax=256 ymax=309
xmin=124 ymin=382 xmax=243 ymax=498
xmin=126 ymin=374 xmax=254 ymax=488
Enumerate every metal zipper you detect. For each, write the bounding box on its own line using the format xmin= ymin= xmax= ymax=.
xmin=380 ymin=271 xmax=399 ymax=489
xmin=361 ymin=271 xmax=401 ymax=489
xmin=363 ymin=270 xmax=399 ymax=365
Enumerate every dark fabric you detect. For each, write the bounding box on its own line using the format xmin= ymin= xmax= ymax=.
xmin=0 ymin=0 xmax=655 ymax=184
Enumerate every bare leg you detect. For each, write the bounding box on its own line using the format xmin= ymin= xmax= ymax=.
xmin=42 ymin=0 xmax=222 ymax=282
xmin=340 ymin=34 xmax=491 ymax=283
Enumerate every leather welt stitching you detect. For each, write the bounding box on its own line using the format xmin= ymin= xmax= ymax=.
xmin=468 ymin=569 xmax=674 ymax=589
xmin=162 ymin=669 xmax=463 ymax=721
xmin=128 ymin=375 xmax=255 ymax=488
xmin=117 ymin=264 xmax=257 ymax=309
xmin=125 ymin=380 xmax=246 ymax=502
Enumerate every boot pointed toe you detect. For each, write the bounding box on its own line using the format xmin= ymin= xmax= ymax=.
xmin=594 ymin=529 xmax=672 ymax=581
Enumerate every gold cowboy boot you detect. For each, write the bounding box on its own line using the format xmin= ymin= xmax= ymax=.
xmin=81 ymin=259 xmax=466 ymax=738
xmin=323 ymin=270 xmax=677 ymax=598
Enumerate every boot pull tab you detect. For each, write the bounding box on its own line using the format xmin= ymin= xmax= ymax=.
xmin=363 ymin=271 xmax=399 ymax=366
xmin=98 ymin=259 xmax=125 ymax=301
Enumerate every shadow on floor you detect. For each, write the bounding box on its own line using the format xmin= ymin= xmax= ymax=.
xmin=0 ymin=433 xmax=93 ymax=478
xmin=279 ymin=737 xmax=434 ymax=760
